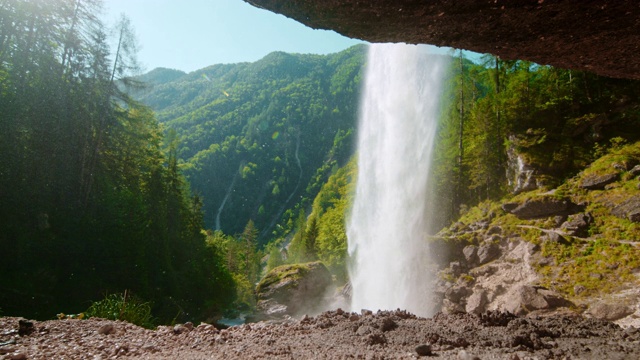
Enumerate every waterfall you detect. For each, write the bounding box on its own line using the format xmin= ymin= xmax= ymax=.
xmin=347 ymin=43 xmax=447 ymax=317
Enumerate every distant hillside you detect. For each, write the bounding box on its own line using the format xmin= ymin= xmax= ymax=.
xmin=134 ymin=45 xmax=366 ymax=242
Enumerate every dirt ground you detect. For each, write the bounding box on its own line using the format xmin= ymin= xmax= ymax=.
xmin=1 ymin=309 xmax=639 ymax=359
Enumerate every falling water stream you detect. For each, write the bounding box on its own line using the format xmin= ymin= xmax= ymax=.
xmin=347 ymin=44 xmax=447 ymax=317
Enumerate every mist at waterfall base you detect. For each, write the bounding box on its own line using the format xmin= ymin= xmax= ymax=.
xmin=347 ymin=43 xmax=448 ymax=317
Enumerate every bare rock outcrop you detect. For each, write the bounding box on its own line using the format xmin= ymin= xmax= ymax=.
xmin=245 ymin=0 xmax=640 ymax=80
xmin=587 ymin=301 xmax=635 ymax=321
xmin=580 ymin=173 xmax=619 ymax=190
xmin=502 ymin=197 xmax=581 ymax=220
xmin=254 ymin=261 xmax=332 ymax=321
xmin=441 ymin=237 xmax=574 ymax=316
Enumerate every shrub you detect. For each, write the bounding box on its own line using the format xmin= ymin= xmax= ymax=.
xmin=85 ymin=291 xmax=155 ymax=329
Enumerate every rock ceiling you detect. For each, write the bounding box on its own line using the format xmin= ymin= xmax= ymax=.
xmin=246 ymin=0 xmax=640 ymax=79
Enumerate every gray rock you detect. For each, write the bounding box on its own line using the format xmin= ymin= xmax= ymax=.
xmin=486 ymin=225 xmax=502 ymax=235
xmin=587 ymin=302 xmax=634 ymax=321
xmin=379 ymin=318 xmax=397 ymax=332
xmin=254 ymin=261 xmax=332 ymax=320
xmin=553 ymin=215 xmax=567 ymax=227
xmin=356 ymin=325 xmax=375 ymax=336
xmin=501 ymin=202 xmax=519 ymax=213
xmin=463 ymin=245 xmax=478 ymax=264
xmin=173 ymin=324 xmax=189 ymax=334
xmin=477 ymin=243 xmax=500 ymax=264
xmin=629 ymin=164 xmax=640 ymax=176
xmin=612 ymin=162 xmax=628 ymax=172
xmin=415 ymin=344 xmax=432 ymax=356
xmin=580 ymin=173 xmax=619 ymax=190
xmin=98 ymin=324 xmax=116 ymax=335
xmin=469 ymin=220 xmax=489 ymax=231
xmin=561 ymin=212 xmax=592 ymax=237
xmin=465 ymin=289 xmax=488 ymax=314
xmin=508 ymin=197 xmax=578 ymax=219
xmin=609 ymin=195 xmax=640 ymax=223
xmin=505 ymin=285 xmax=572 ymax=315
xmin=630 ymin=209 xmax=640 ymax=223
xmin=442 ymin=298 xmax=465 ymax=314
xmin=545 ymin=231 xmax=570 ymax=245
xmin=445 ymin=285 xmax=472 ymax=303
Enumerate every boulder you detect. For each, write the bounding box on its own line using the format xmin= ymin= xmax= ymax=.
xmin=477 ymin=243 xmax=500 ymax=265
xmin=560 ymin=212 xmax=593 ymax=237
xmin=629 ymin=165 xmax=640 ymax=177
xmin=544 ymin=231 xmax=570 ymax=245
xmin=504 ymin=285 xmax=572 ymax=315
xmin=445 ymin=285 xmax=472 ymax=304
xmin=501 ymin=202 xmax=519 ymax=213
xmin=580 ymin=173 xmax=619 ymax=190
xmin=254 ymin=261 xmax=332 ymax=320
xmin=587 ymin=302 xmax=634 ymax=321
xmin=465 ymin=289 xmax=488 ymax=314
xmin=507 ymin=197 xmax=578 ymax=220
xmin=462 ymin=245 xmax=478 ymax=265
xmin=609 ymin=195 xmax=640 ymax=223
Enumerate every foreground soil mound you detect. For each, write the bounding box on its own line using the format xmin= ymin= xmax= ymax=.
xmin=2 ymin=310 xmax=639 ymax=359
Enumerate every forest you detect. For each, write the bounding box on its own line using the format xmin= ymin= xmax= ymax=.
xmin=0 ymin=0 xmax=235 ymax=324
xmin=134 ymin=46 xmax=364 ymax=242
xmin=3 ymin=0 xmax=640 ymax=326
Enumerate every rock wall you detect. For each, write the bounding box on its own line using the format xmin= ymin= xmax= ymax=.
xmin=246 ymin=0 xmax=640 ymax=80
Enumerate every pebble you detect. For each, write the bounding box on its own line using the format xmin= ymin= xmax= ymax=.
xmin=415 ymin=344 xmax=432 ymax=356
xmin=7 ymin=351 xmax=28 ymax=360
xmin=97 ymin=324 xmax=115 ymax=335
xmin=0 ymin=346 xmax=17 ymax=355
xmin=173 ymin=324 xmax=188 ymax=334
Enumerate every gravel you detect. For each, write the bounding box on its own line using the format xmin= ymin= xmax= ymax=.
xmin=1 ymin=309 xmax=639 ymax=359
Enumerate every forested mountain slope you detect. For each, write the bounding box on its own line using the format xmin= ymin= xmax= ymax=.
xmin=135 ymin=45 xmax=365 ymax=242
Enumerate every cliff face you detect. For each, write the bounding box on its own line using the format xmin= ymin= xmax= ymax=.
xmin=245 ymin=0 xmax=640 ymax=79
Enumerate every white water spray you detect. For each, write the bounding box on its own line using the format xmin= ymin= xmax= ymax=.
xmin=347 ymin=44 xmax=447 ymax=317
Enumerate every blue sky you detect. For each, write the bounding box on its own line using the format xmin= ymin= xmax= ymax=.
xmin=102 ymin=0 xmax=471 ymax=73
xmin=102 ymin=0 xmax=366 ymax=72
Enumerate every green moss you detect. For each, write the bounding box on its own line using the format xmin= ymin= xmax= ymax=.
xmin=581 ymin=141 xmax=640 ymax=178
xmin=256 ymin=262 xmax=313 ymax=292
xmin=539 ymin=238 xmax=640 ymax=297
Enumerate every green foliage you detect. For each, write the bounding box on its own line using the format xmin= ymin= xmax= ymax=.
xmin=0 ymin=0 xmax=234 ymax=324
xmin=134 ymin=45 xmax=365 ymax=243
xmin=204 ymin=221 xmax=262 ymax=312
xmin=265 ymin=245 xmax=285 ymax=272
xmin=256 ymin=263 xmax=314 ymax=293
xmin=85 ymin=292 xmax=155 ymax=329
xmin=432 ymin=52 xmax=640 ymax=230
xmin=539 ymin=238 xmax=640 ymax=297
xmin=316 ymin=199 xmax=350 ymax=282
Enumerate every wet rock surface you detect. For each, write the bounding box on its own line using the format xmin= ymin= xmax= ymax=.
xmin=1 ymin=310 xmax=639 ymax=359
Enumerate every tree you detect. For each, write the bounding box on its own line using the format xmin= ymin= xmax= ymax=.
xmin=240 ymin=220 xmax=260 ymax=284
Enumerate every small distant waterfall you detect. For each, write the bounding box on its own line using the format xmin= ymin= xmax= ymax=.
xmin=347 ymin=44 xmax=447 ymax=317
